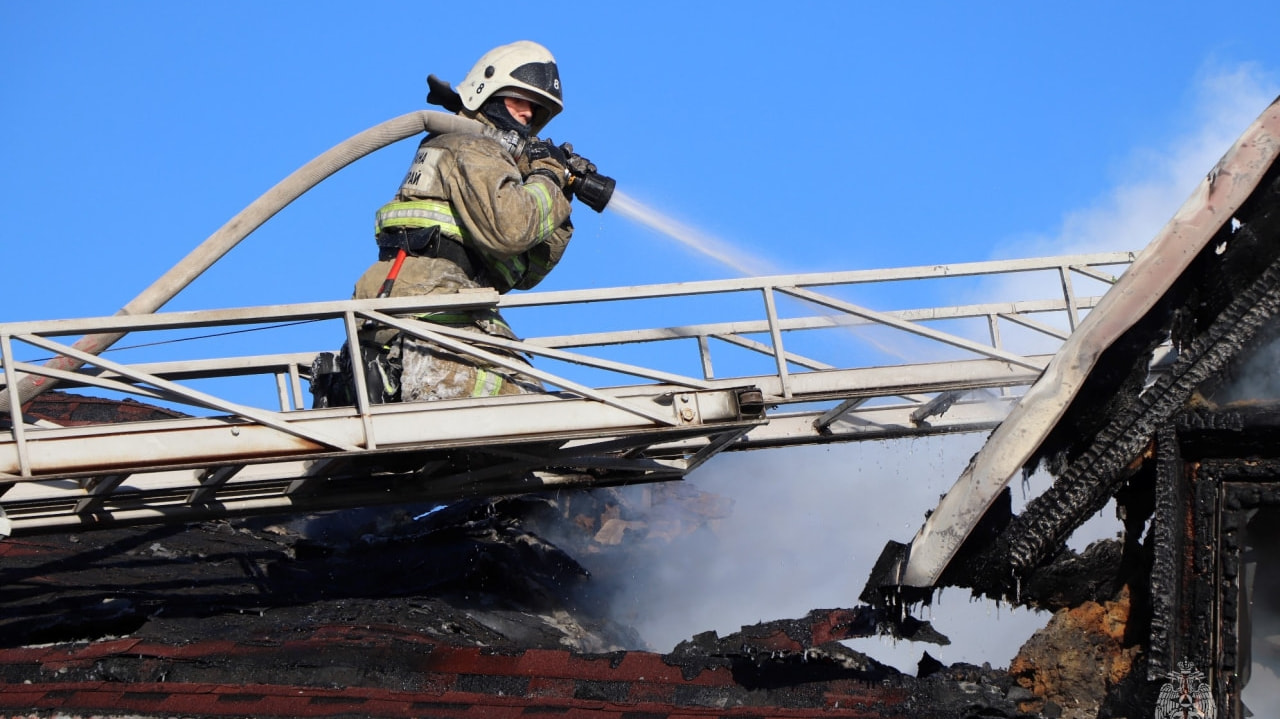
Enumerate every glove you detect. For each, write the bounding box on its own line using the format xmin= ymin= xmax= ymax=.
xmin=560 ymin=142 xmax=597 ymax=178
xmin=525 ymin=139 xmax=569 ymax=189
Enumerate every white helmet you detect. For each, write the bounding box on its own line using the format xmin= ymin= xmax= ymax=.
xmin=457 ymin=41 xmax=563 ymax=134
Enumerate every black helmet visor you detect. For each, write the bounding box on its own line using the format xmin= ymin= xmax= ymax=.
xmin=510 ymin=61 xmax=561 ymax=101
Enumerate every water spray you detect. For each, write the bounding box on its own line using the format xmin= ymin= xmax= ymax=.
xmin=606 ymin=190 xmax=777 ymax=276
xmin=559 ymin=142 xmax=777 ymax=276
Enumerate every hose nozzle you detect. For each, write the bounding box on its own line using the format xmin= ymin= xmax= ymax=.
xmin=568 ymin=171 xmax=616 ymax=213
xmin=557 ymin=141 xmax=615 ymax=213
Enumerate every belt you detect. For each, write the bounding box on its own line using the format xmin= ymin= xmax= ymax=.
xmin=376 ymin=226 xmax=480 ymax=280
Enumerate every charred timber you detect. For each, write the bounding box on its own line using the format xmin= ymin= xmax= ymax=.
xmin=0 ymin=500 xmax=1064 ymax=718
xmin=1145 ymin=412 xmax=1280 ymax=715
xmin=947 ymin=165 xmax=1280 ymax=600
xmin=1037 ymin=160 xmax=1280 ymax=473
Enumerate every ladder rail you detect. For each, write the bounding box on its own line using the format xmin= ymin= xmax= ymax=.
xmin=0 ymin=252 xmax=1142 ymax=535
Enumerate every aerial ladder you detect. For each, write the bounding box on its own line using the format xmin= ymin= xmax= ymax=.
xmin=0 ymin=251 xmax=1133 ymax=535
xmin=0 ymin=108 xmax=1138 ymax=537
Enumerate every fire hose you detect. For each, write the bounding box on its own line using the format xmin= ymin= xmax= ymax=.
xmin=0 ymin=111 xmax=615 ymax=412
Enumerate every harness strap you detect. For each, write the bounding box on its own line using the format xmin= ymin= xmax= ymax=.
xmin=376 ymin=226 xmax=481 ymax=280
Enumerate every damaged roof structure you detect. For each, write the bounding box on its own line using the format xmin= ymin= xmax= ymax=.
xmin=861 ymin=95 xmax=1280 ymax=716
xmin=2 ymin=97 xmax=1280 ymax=718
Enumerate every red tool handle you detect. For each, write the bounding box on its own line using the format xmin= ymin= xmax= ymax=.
xmin=376 ymin=248 xmax=408 ymax=298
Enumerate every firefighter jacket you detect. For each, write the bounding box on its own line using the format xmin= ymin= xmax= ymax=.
xmin=353 ymin=119 xmax=574 ymax=340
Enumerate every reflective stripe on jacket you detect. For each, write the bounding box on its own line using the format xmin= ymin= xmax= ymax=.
xmin=373 ymin=185 xmax=561 ymax=293
xmin=375 ymin=199 xmax=469 ymax=239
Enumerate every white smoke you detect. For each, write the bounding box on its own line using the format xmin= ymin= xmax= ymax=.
xmin=1003 ymin=62 xmax=1278 ymax=260
xmin=592 ymin=64 xmax=1280 ymax=686
xmin=977 ymin=63 xmax=1280 ymax=359
xmin=1241 ymin=508 xmax=1280 ymax=713
xmin=593 ymin=437 xmax=1050 ymax=671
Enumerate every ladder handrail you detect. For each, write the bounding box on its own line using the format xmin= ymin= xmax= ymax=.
xmin=1 ymin=252 xmax=1135 ymax=417
xmin=0 ymin=251 xmax=1144 ymax=535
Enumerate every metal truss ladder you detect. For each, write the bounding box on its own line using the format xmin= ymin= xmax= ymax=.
xmin=0 ymin=252 xmax=1135 ymax=535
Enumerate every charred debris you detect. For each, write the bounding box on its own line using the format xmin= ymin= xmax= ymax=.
xmin=1 ymin=473 xmax=1042 ymax=719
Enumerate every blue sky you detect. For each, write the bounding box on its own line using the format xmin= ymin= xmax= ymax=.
xmin=4 ymin=2 xmax=1279 ymax=323
xmin=5 ymin=0 xmax=1280 ymax=677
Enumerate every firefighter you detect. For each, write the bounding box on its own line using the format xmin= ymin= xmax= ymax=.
xmin=350 ymin=41 xmax=582 ymax=403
